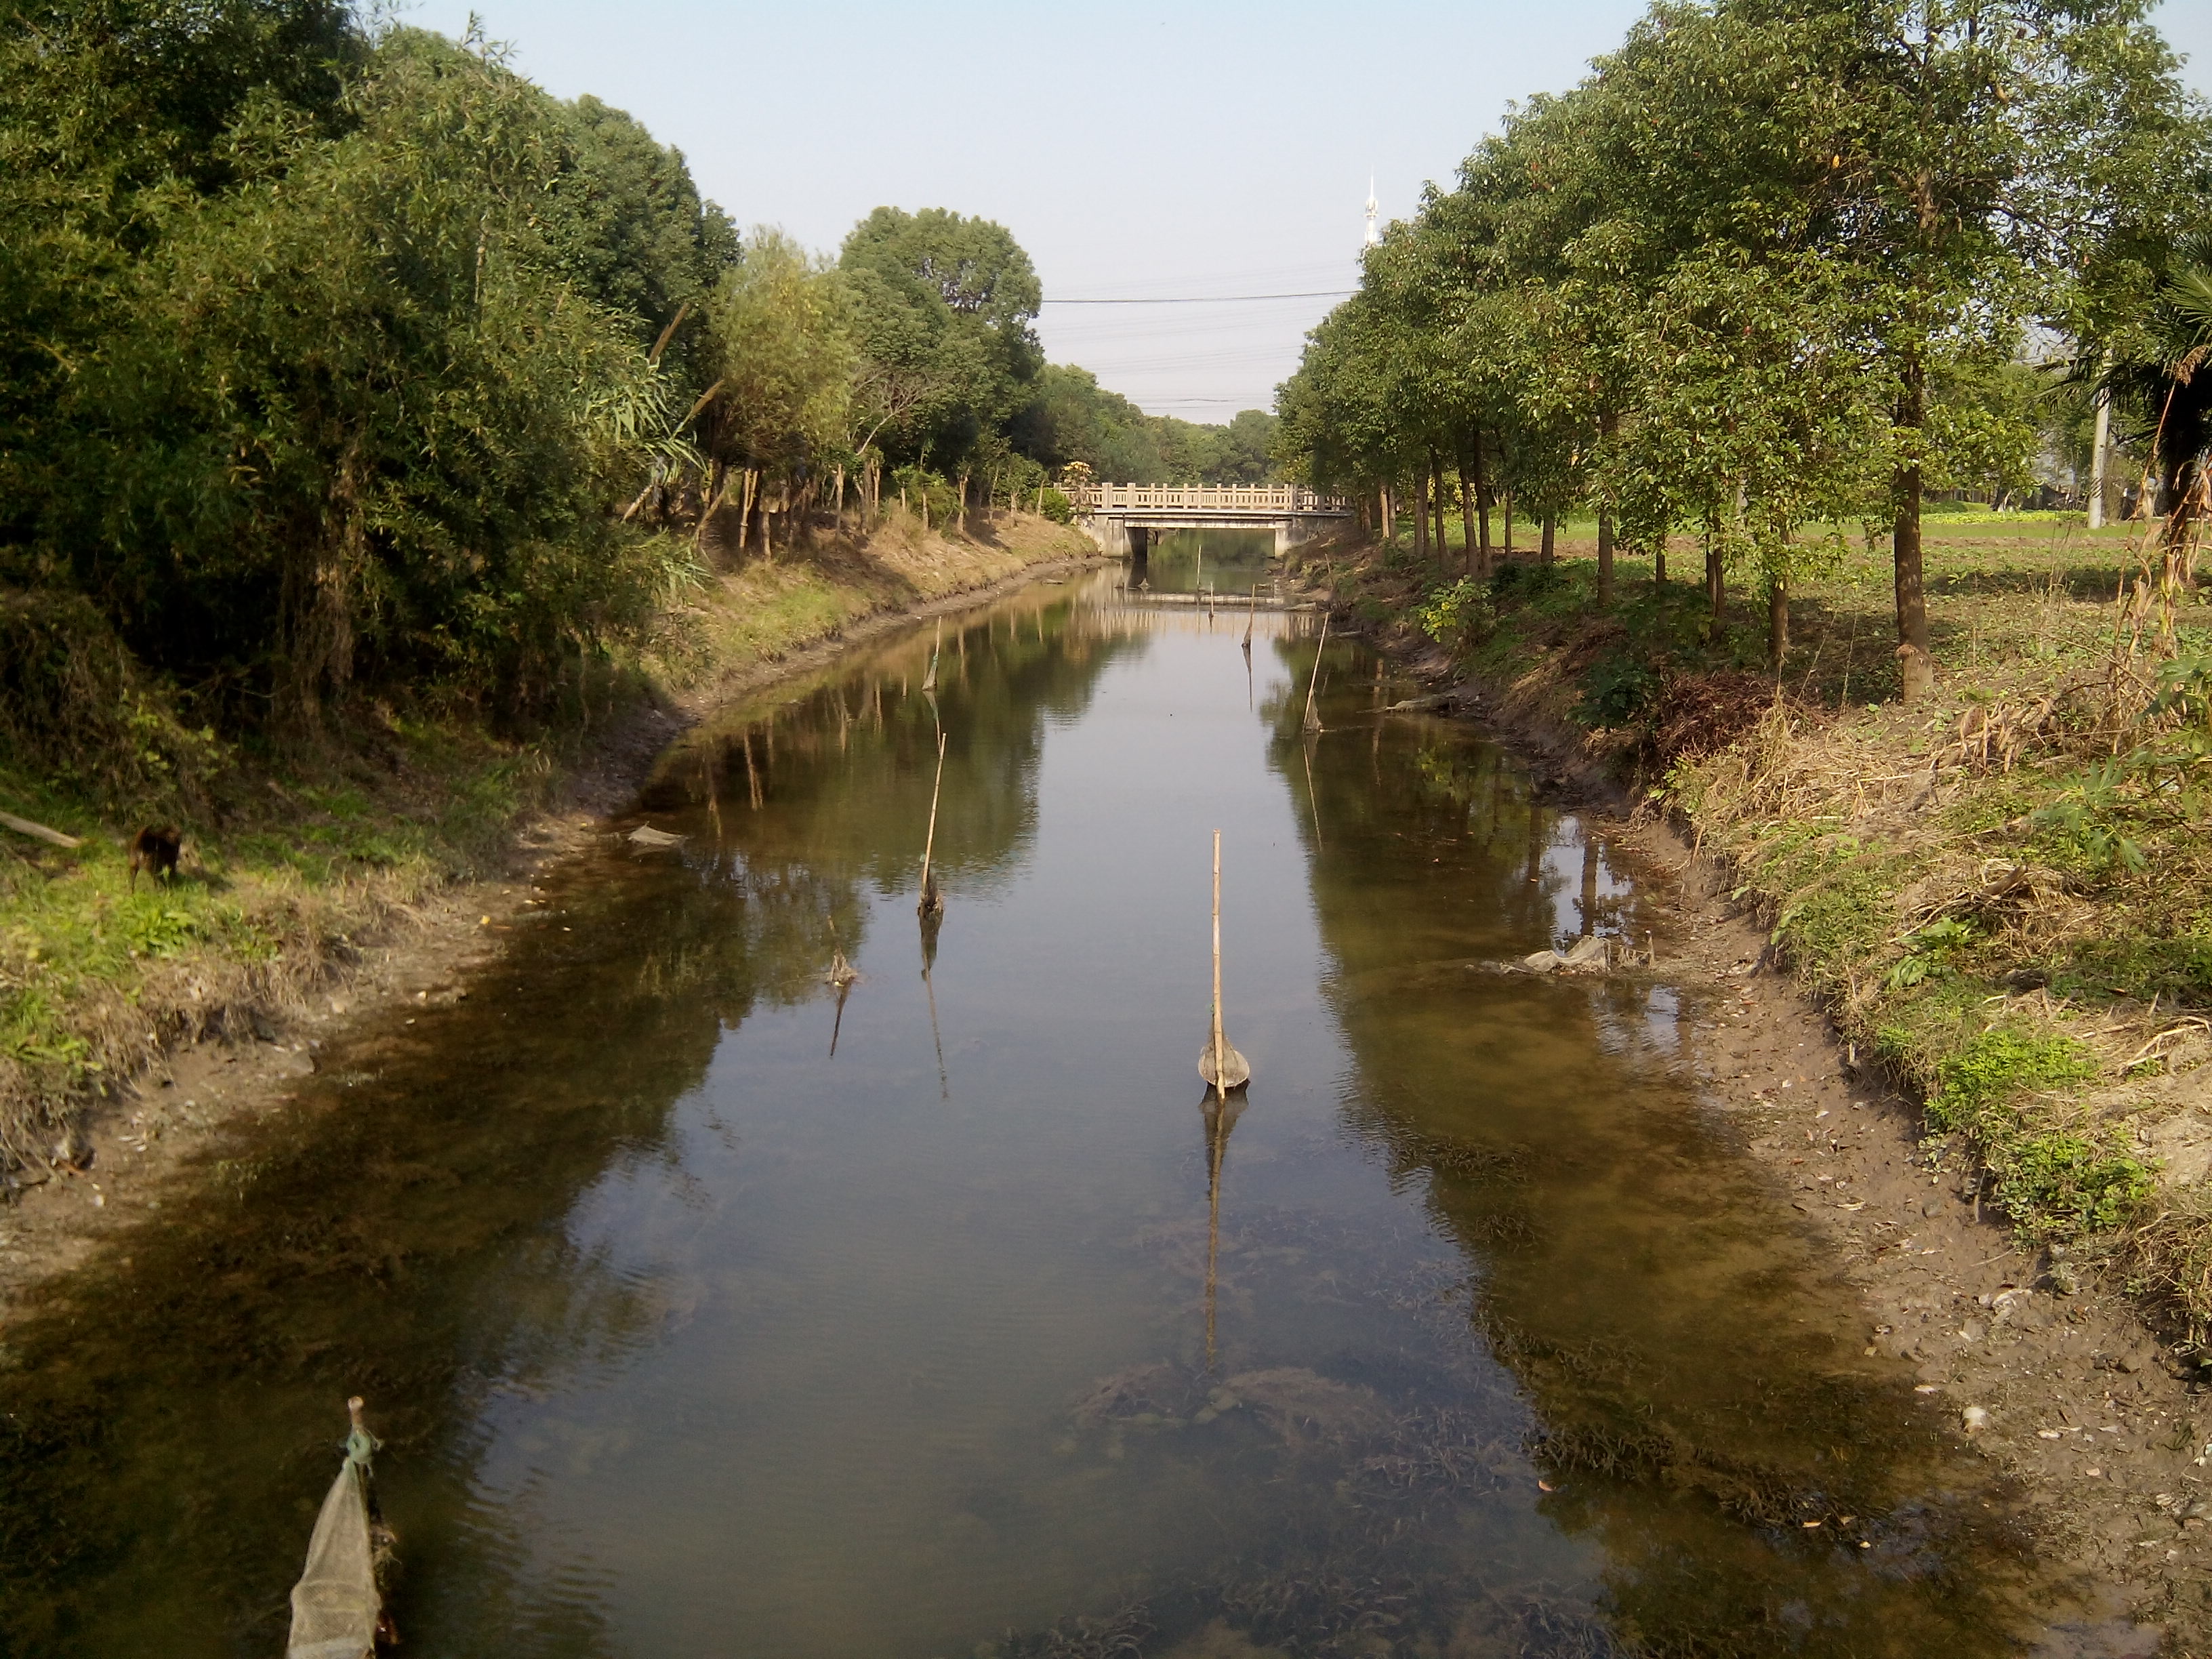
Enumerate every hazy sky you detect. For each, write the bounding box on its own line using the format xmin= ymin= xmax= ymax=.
xmin=404 ymin=0 xmax=2211 ymax=424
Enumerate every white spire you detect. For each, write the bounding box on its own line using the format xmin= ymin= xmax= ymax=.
xmin=1363 ymin=175 xmax=1381 ymax=248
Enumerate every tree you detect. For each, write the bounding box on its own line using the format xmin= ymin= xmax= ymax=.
xmin=698 ymin=229 xmax=854 ymax=509
xmin=838 ymin=207 xmax=1042 ymax=467
xmin=10 ymin=26 xmax=687 ymax=725
xmin=2101 ymin=234 xmax=2212 ymax=589
xmin=550 ymin=94 xmax=738 ymax=385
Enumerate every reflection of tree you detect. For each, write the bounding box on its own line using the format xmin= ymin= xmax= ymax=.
xmin=1142 ymin=529 xmax=1277 ymax=596
xmin=0 ymin=871 xmax=746 ymax=1657
xmin=644 ymin=587 xmax=1143 ymax=905
xmin=0 ymin=586 xmax=1141 ymax=1656
xmin=1268 ymin=642 xmax=2043 ymax=1657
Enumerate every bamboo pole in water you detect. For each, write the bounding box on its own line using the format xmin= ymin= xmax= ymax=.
xmin=922 ymin=617 xmax=940 ymax=693
xmin=1200 ymin=830 xmax=1250 ymax=1091
xmin=918 ymin=729 xmax=947 ymax=916
xmin=1301 ymin=613 xmax=1330 ymax=735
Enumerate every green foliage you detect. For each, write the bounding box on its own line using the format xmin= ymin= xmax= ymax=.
xmin=2 ymin=22 xmax=726 ymax=727
xmin=1915 ymin=1025 xmax=2142 ymax=1239
xmin=2029 ymin=761 xmax=2150 ymax=876
xmin=1414 ymin=578 xmax=1496 ymax=651
xmin=2148 ymin=649 xmax=2212 ymax=747
xmin=1012 ymin=365 xmax=1278 ymax=485
xmin=1885 ymin=916 xmax=1980 ymax=990
xmin=886 ymin=466 xmax=960 ymax=526
xmin=553 ymin=93 xmax=736 ymax=376
xmin=838 ymin=205 xmax=1041 ymax=466
xmin=700 ymin=228 xmax=854 ymax=474
xmin=1577 ymin=653 xmax=1658 ymax=726
xmin=0 ymin=588 xmax=225 ymax=809
xmin=2001 ymin=1131 xmax=2156 ymax=1237
xmin=1038 ymin=488 xmax=1073 ymax=525
xmin=121 ymin=899 xmax=201 ymax=960
xmin=1929 ymin=1027 xmax=2097 ymax=1132
xmin=1269 ymin=0 xmax=2209 ymax=668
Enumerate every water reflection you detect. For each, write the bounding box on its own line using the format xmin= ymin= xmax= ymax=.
xmin=1139 ymin=529 xmax=1279 ymax=598
xmin=0 ymin=573 xmax=2088 ymax=1657
xmin=1275 ymin=648 xmax=2055 ymax=1653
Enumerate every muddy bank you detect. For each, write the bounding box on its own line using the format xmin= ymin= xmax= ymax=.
xmin=1336 ymin=606 xmax=2211 ymax=1647
xmin=0 ymin=539 xmax=1105 ymax=1326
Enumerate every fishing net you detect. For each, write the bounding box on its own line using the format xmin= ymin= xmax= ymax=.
xmin=287 ymin=1423 xmax=382 ymax=1659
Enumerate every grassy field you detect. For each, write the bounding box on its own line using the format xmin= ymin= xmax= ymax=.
xmin=1307 ymin=512 xmax=2212 ymax=1334
xmin=0 ymin=510 xmax=1089 ymax=1172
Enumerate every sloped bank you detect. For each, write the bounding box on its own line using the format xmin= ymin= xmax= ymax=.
xmin=1293 ymin=534 xmax=2212 ymax=1642
xmin=0 ymin=511 xmax=1097 ymax=1317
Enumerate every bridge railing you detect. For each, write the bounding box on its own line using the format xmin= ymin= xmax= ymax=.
xmin=1063 ymin=483 xmax=1351 ymax=515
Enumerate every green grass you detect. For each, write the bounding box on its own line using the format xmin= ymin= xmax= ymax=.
xmin=0 ymin=718 xmax=541 ymax=1120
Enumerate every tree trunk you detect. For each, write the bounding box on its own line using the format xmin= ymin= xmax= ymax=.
xmin=1705 ymin=538 xmax=1725 ymax=640
xmin=1456 ymin=437 xmax=1479 ymax=579
xmin=1767 ymin=571 xmax=1788 ymax=672
xmin=737 ymin=468 xmax=758 ymax=552
xmin=1893 ymin=363 xmax=1932 ymax=699
xmin=1595 ymin=410 xmax=1618 ymax=605
xmin=1471 ymin=433 xmax=1493 ymax=575
xmin=832 ymin=464 xmax=846 ymax=534
xmin=1501 ymin=490 xmax=1514 ymax=559
xmin=956 ymin=470 xmax=970 ymax=537
xmin=1654 ymin=544 xmax=1666 ymax=585
xmin=2088 ymin=382 xmax=2111 ymax=529
xmin=1540 ymin=511 xmax=1555 ymax=567
xmin=2163 ymin=455 xmax=2205 ymax=594
xmin=1429 ymin=451 xmax=1448 ymax=561
xmin=1414 ymin=469 xmax=1431 ymax=560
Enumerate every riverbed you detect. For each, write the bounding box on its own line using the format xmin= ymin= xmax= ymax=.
xmin=0 ymin=568 xmax=2091 ymax=1655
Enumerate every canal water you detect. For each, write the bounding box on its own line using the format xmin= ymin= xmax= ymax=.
xmin=0 ymin=571 xmax=2068 ymax=1656
xmin=1134 ymin=528 xmax=1279 ymax=598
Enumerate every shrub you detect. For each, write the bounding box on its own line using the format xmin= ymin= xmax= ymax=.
xmin=0 ymin=589 xmax=223 ymax=811
xmin=1578 ymin=653 xmax=1659 ymax=726
xmin=1929 ymin=1025 xmax=2097 ymax=1130
xmin=1415 ymin=578 xmax=1496 ymax=651
xmin=1996 ymin=1130 xmax=2154 ymax=1237
xmin=1040 ymin=487 xmax=1073 ymax=525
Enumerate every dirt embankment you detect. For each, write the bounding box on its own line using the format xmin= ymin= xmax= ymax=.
xmin=0 ymin=514 xmax=1101 ymax=1322
xmin=1333 ymin=593 xmax=2212 ymax=1646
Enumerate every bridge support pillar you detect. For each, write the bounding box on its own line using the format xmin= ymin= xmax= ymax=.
xmin=1074 ymin=514 xmax=1129 ymax=556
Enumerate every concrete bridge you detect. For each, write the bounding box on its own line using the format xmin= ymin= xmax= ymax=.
xmin=1065 ymin=483 xmax=1354 ymax=558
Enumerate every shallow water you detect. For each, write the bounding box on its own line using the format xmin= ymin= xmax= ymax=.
xmin=1133 ymin=527 xmax=1279 ymax=597
xmin=0 ymin=573 xmax=2073 ymax=1656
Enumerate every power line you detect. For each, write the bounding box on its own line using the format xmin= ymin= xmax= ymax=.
xmin=1041 ymin=290 xmax=1353 ymax=305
